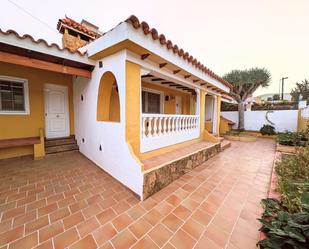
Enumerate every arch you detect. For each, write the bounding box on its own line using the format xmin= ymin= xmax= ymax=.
xmin=97 ymin=71 xmax=120 ymax=122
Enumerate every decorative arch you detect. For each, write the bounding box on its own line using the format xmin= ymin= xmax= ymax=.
xmin=97 ymin=71 xmax=120 ymax=122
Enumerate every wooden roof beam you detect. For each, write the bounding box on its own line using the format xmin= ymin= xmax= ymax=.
xmin=159 ymin=63 xmax=167 ymax=68
xmin=0 ymin=51 xmax=91 ymax=78
xmin=141 ymin=53 xmax=150 ymax=60
xmin=173 ymin=69 xmax=181 ymax=74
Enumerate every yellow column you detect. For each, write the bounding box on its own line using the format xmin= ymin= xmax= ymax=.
xmin=125 ymin=61 xmax=141 ymax=158
xmin=199 ymin=90 xmax=205 ymax=139
xmin=216 ymin=96 xmax=221 ymax=136
xmin=34 ymin=128 xmax=45 ymax=160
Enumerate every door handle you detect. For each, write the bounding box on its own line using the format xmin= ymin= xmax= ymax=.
xmin=56 ymin=115 xmax=59 ymax=118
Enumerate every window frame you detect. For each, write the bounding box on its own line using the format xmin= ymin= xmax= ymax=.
xmin=0 ymin=75 xmax=30 ymax=115
xmin=141 ymin=87 xmax=164 ymax=114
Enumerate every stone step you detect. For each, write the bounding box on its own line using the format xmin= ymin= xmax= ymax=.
xmin=45 ymin=143 xmax=79 ymax=154
xmin=221 ymin=140 xmax=231 ymax=151
xmin=218 ymin=137 xmax=224 ymax=142
xmin=45 ymin=136 xmax=76 ymax=147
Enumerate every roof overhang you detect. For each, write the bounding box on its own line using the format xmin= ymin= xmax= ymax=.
xmin=0 ymin=30 xmax=95 ymax=78
xmin=86 ymin=22 xmax=231 ymax=94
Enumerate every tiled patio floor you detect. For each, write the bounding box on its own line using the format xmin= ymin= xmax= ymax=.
xmin=0 ymin=139 xmax=275 ymax=249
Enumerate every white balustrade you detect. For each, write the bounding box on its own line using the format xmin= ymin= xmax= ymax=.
xmin=141 ymin=114 xmax=200 ymax=152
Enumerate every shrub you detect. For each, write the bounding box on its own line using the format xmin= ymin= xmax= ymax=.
xmin=258 ymin=147 xmax=309 ymax=248
xmin=260 ymin=124 xmax=276 ymax=135
xmin=276 ymin=148 xmax=309 ymax=212
xmin=277 ymin=132 xmax=308 ymax=147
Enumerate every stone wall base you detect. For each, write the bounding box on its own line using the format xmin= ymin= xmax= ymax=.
xmin=143 ymin=143 xmax=221 ymax=199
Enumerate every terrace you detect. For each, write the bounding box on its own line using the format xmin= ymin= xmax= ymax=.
xmin=0 ymin=139 xmax=275 ymax=249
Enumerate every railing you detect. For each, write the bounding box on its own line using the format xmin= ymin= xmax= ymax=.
xmin=141 ymin=114 xmax=200 ymax=152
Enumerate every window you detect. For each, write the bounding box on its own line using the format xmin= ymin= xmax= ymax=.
xmin=0 ymin=76 xmax=29 ymax=115
xmin=142 ymin=89 xmax=163 ymax=114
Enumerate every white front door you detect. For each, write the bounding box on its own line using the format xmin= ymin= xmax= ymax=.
xmin=44 ymin=84 xmax=70 ymax=138
xmin=175 ymin=96 xmax=182 ymax=114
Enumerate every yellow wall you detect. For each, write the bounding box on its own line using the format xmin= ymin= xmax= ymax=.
xmin=125 ymin=61 xmax=141 ymax=158
xmin=141 ymin=82 xmax=192 ymax=115
xmin=219 ymin=117 xmax=231 ymax=135
xmin=0 ymin=62 xmax=74 ymax=159
xmin=205 ymin=121 xmax=213 ymax=132
xmin=97 ymin=71 xmax=120 ymax=122
xmin=216 ymin=96 xmax=221 ymax=135
xmin=298 ymin=110 xmax=309 ymax=132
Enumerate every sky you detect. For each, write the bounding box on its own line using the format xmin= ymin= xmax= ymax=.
xmin=1 ymin=0 xmax=308 ymax=96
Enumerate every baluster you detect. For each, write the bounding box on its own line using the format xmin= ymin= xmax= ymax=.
xmin=162 ymin=117 xmax=166 ymax=135
xmin=179 ymin=117 xmax=183 ymax=132
xmin=175 ymin=117 xmax=179 ymax=133
xmin=158 ymin=117 xmax=162 ymax=136
xmin=189 ymin=117 xmax=192 ymax=129
xmin=171 ymin=117 xmax=175 ymax=133
xmin=153 ymin=117 xmax=158 ymax=136
xmin=148 ymin=117 xmax=153 ymax=137
xmin=142 ymin=117 xmax=146 ymax=138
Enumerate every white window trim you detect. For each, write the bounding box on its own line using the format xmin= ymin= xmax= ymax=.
xmin=142 ymin=87 xmax=164 ymax=114
xmin=0 ymin=75 xmax=30 ymax=115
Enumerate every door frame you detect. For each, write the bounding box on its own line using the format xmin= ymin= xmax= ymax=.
xmin=175 ymin=96 xmax=182 ymax=114
xmin=44 ymin=83 xmax=70 ymax=139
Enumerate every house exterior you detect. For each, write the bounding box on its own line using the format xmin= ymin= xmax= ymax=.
xmin=0 ymin=15 xmax=232 ymax=199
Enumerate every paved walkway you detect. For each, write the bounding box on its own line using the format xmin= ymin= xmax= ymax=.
xmin=0 ymin=139 xmax=275 ymax=249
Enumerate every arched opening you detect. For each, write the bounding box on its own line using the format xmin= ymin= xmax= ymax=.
xmin=97 ymin=71 xmax=120 ymax=122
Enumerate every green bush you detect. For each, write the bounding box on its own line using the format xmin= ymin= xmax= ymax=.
xmin=258 ymin=147 xmax=309 ymax=248
xmin=277 ymin=132 xmax=308 ymax=147
xmin=276 ymin=148 xmax=309 ymax=212
xmin=260 ymin=124 xmax=276 ymax=135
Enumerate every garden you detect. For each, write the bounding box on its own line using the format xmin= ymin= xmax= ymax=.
xmin=257 ymin=125 xmax=309 ymax=248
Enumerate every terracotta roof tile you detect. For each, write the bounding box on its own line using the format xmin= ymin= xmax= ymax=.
xmin=0 ymin=28 xmax=86 ymax=57
xmin=125 ymin=15 xmax=232 ymax=89
xmin=57 ymin=16 xmax=100 ymax=38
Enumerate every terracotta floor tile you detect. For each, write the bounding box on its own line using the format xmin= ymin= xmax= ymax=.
xmin=182 ymin=198 xmax=199 ymax=211
xmin=69 ymin=200 xmax=88 ymax=214
xmin=13 ymin=210 xmax=36 ymax=227
xmin=170 ymin=229 xmax=196 ymax=249
xmin=154 ymin=201 xmax=174 ymax=216
xmin=33 ymin=239 xmax=53 ymax=249
xmin=112 ymin=201 xmax=131 ymax=214
xmin=96 ymin=208 xmax=117 ymax=225
xmin=191 ymin=209 xmax=212 ymax=227
xmin=38 ymin=203 xmax=58 ymax=217
xmin=0 ymin=226 xmax=24 ymax=246
xmin=112 ymin=213 xmax=133 ymax=232
xmin=131 ymin=235 xmax=159 ymax=249
xmin=25 ymin=216 xmax=49 ymax=234
xmin=1 ymin=206 xmax=25 ymax=221
xmin=172 ymin=205 xmax=191 ymax=221
xmin=39 ymin=221 xmax=64 ymax=243
xmin=162 ymin=243 xmax=176 ymax=249
xmin=63 ymin=211 xmax=85 ymax=230
xmin=99 ymin=197 xmax=117 ymax=210
xmin=195 ymin=235 xmax=222 ymax=249
xmin=129 ymin=218 xmax=152 ymax=239
xmin=69 ymin=235 xmax=97 ymax=249
xmin=93 ymin=223 xmax=117 ymax=246
xmin=204 ymin=223 xmax=230 ymax=248
xmin=166 ymin=195 xmax=182 ymax=207
xmin=8 ymin=231 xmax=38 ymax=249
xmin=0 ymin=220 xmax=12 ymax=233
xmin=148 ymin=223 xmax=173 ymax=247
xmin=139 ymin=198 xmax=157 ymax=211
xmin=144 ymin=209 xmax=162 ymax=226
xmin=111 ymin=229 xmax=137 ymax=249
xmin=49 ymin=207 xmax=70 ymax=223
xmin=127 ymin=205 xmax=146 ymax=220
xmin=98 ymin=242 xmax=114 ymax=249
xmin=77 ymin=217 xmax=100 ymax=238
xmin=53 ymin=227 xmax=80 ymax=249
xmin=181 ymin=218 xmax=205 ymax=239
xmin=162 ymin=213 xmax=183 ymax=232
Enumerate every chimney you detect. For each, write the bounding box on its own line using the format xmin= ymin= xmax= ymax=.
xmin=57 ymin=17 xmax=101 ymax=52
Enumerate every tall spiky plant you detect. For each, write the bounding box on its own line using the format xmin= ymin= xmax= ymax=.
xmin=223 ymin=68 xmax=271 ymax=130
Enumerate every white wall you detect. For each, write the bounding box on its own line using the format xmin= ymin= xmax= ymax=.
xmin=73 ymin=50 xmax=144 ymax=198
xmin=221 ymin=110 xmax=298 ymax=132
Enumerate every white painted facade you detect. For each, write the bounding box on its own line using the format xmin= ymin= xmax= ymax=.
xmin=221 ymin=110 xmax=298 ymax=132
xmin=74 ymin=50 xmax=144 ymax=197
